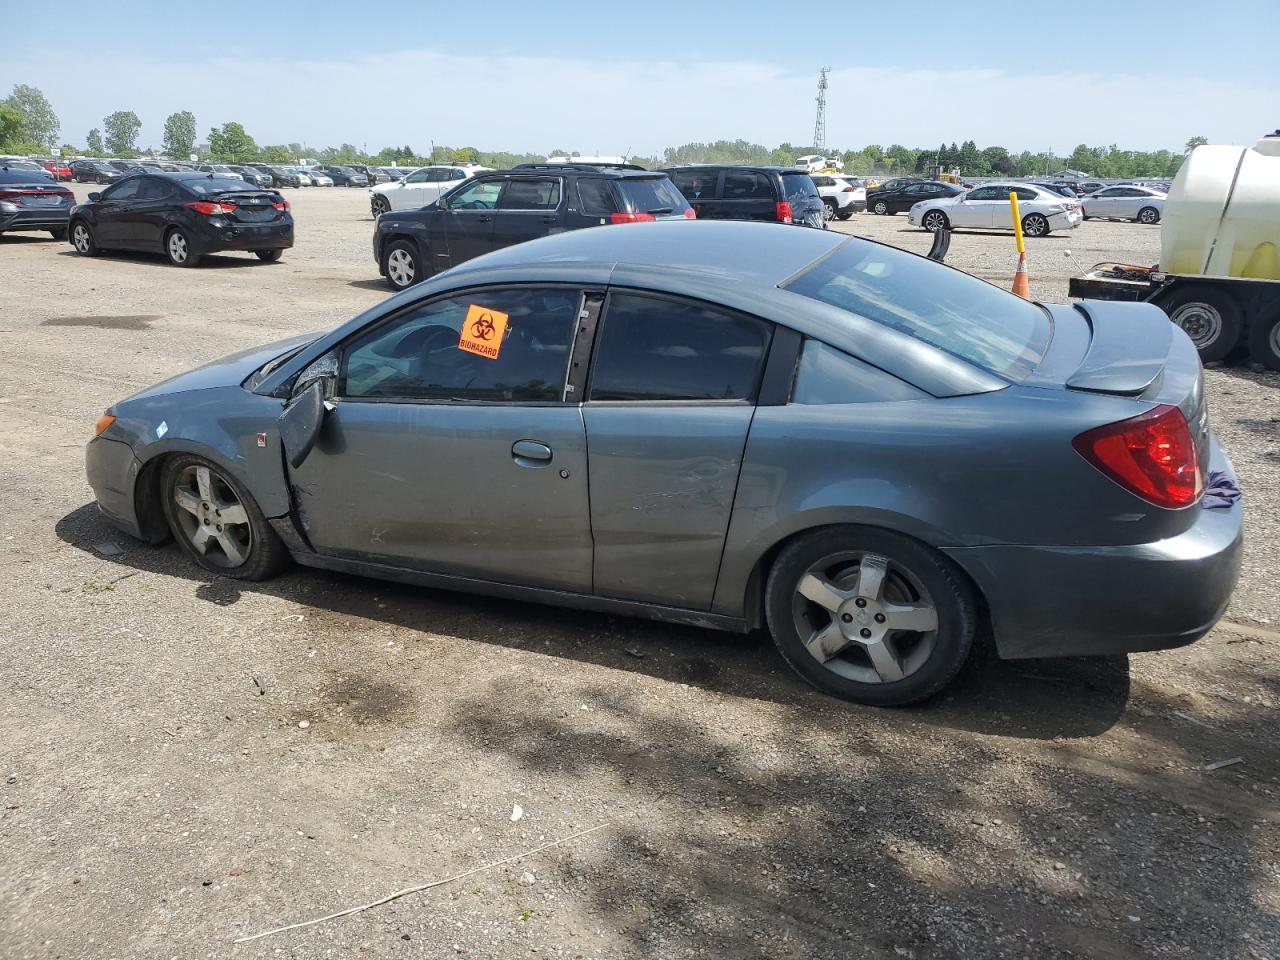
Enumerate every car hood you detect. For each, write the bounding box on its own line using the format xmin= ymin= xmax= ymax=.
xmin=118 ymin=331 xmax=321 ymax=405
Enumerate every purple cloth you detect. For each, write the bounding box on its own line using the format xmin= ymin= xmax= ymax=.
xmin=1202 ymin=469 xmax=1241 ymax=509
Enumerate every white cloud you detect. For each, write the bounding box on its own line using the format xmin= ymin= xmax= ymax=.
xmin=3 ymin=49 xmax=1270 ymax=153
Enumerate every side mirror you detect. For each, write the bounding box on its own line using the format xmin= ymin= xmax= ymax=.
xmin=278 ymin=379 xmax=330 ymax=469
xmin=88 ymin=192 xmax=101 ymax=202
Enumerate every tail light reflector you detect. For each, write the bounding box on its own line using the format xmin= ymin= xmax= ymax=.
xmin=841 ymin=186 xmax=855 ymax=192
xmin=682 ymin=207 xmax=696 ymax=219
xmin=1072 ymin=404 xmax=1202 ymax=508
xmin=273 ymin=199 xmax=290 ymax=212
xmin=609 ymin=211 xmax=656 ymax=224
xmin=775 ymin=201 xmax=793 ymax=223
xmin=186 ymin=200 xmax=237 ymax=215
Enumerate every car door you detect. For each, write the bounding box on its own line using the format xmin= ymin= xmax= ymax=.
xmin=720 ymin=169 xmax=776 ymax=222
xmin=395 ymin=167 xmax=432 ymax=209
xmin=91 ymin=177 xmax=141 ymax=246
xmin=667 ymin=168 xmax=722 ymax=220
xmin=1115 ymin=187 xmax=1144 ymax=219
xmin=491 ymin=177 xmax=563 ymax=250
xmin=1087 ymin=187 xmax=1120 ymax=218
xmin=289 ymin=285 xmax=593 ymax=591
xmin=582 ymin=290 xmax=774 ymax=608
xmin=125 ymin=177 xmax=178 ymax=249
xmin=953 ymin=185 xmax=1002 ymax=227
xmin=440 ymin=177 xmax=502 ymax=264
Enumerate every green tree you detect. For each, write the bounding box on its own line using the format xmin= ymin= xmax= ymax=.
xmin=1184 ymin=135 xmax=1208 ymax=154
xmin=259 ymin=144 xmax=293 ymax=163
xmin=0 ymin=105 xmax=25 ymax=151
xmin=452 ymin=146 xmax=481 ymax=164
xmin=86 ymin=128 xmax=104 ymax=154
xmin=102 ymin=111 xmax=141 ymax=154
xmin=2 ymin=84 xmax=59 ymax=148
xmin=162 ymin=111 xmax=197 ymax=159
xmin=207 ymin=121 xmax=258 ymax=162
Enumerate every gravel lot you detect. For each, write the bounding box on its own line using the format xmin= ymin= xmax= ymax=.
xmin=1 ymin=186 xmax=1277 ymax=960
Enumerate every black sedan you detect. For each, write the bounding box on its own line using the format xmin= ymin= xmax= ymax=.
xmin=228 ymin=165 xmax=275 ymax=188
xmin=72 ymin=160 xmax=123 ymax=184
xmin=866 ymin=179 xmax=962 ymax=216
xmin=0 ymin=167 xmax=75 ymax=239
xmin=68 ymin=172 xmax=293 ymax=267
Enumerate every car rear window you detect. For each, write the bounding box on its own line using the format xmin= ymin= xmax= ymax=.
xmin=187 ymin=177 xmax=259 ymax=195
xmin=615 ymin=177 xmax=689 ymax=215
xmin=780 ymin=171 xmax=819 ymax=200
xmin=0 ymin=169 xmax=55 ymax=183
xmin=784 ymin=239 xmax=1051 ymax=380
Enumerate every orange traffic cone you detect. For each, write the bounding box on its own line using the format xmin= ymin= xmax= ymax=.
xmin=1012 ymin=251 xmax=1030 ymax=299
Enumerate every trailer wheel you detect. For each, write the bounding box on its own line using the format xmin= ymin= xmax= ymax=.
xmin=1159 ymin=286 xmax=1243 ymax=363
xmin=1247 ymin=307 xmax=1280 ymax=371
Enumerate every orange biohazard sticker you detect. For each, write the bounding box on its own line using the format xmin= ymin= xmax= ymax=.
xmin=458 ymin=304 xmax=509 ymax=360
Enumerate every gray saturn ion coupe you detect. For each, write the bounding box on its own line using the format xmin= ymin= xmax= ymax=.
xmin=85 ymin=221 xmax=1242 ymax=706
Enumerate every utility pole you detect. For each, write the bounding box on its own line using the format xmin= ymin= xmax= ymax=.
xmin=813 ymin=67 xmax=830 ymax=153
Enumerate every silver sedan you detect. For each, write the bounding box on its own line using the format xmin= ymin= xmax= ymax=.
xmin=1082 ymin=185 xmax=1167 ymax=223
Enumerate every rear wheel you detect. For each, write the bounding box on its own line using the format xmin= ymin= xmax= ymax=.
xmin=255 ymin=249 xmax=283 ymax=262
xmin=836 ymin=210 xmax=854 ymax=221
xmin=921 ymin=210 xmax=949 ymax=233
xmin=1021 ymin=213 xmax=1050 ymax=237
xmin=49 ymin=226 xmax=67 ymax=241
xmin=165 ymin=227 xmax=200 ymax=267
xmin=1137 ymin=206 xmax=1161 ymax=225
xmin=765 ymin=526 xmax=976 ymax=706
xmin=1160 ymin=286 xmax=1243 ymax=362
xmin=160 ymin=455 xmax=290 ymax=581
xmin=71 ymin=220 xmax=99 ymax=256
xmin=1246 ymin=306 xmax=1280 ymax=371
xmin=822 ymin=198 xmax=837 ymax=221
xmin=873 ymin=200 xmax=889 ymax=215
xmin=383 ymin=239 xmax=421 ymax=291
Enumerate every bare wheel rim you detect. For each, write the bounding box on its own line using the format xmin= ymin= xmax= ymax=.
xmin=387 ymin=248 xmax=415 ymax=287
xmin=1170 ymin=301 xmax=1221 ymax=347
xmin=1023 ymin=215 xmax=1047 ymax=237
xmin=172 ymin=465 xmax=253 ymax=569
xmin=790 ymin=551 xmax=939 ymax=685
xmin=73 ymin=224 xmax=90 ymax=252
xmin=923 ymin=211 xmax=946 ymax=232
xmin=168 ymin=231 xmax=188 ymax=263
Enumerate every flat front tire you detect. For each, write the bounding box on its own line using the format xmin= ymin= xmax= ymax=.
xmin=159 ymin=455 xmax=290 ymax=581
xmin=765 ymin=526 xmax=977 ymax=706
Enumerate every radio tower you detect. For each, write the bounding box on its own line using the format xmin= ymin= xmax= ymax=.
xmin=813 ymin=67 xmax=830 ymax=152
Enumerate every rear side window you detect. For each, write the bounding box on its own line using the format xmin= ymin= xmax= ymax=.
xmin=722 ymin=171 xmax=775 ymax=200
xmin=667 ymin=169 xmax=718 ymax=200
xmin=791 ymin=340 xmax=927 ymax=404
xmin=590 ymin=293 xmax=773 ymax=402
xmin=780 ymin=172 xmax=819 ymax=200
xmin=577 ymin=178 xmax=617 ymax=216
xmin=614 ymin=177 xmax=689 ymax=215
xmin=784 ymin=239 xmax=1050 ymax=380
xmin=499 ymin=178 xmax=561 ymax=210
xmin=188 ymin=177 xmax=255 ymax=195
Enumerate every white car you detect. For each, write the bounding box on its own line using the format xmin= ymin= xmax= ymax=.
xmin=811 ymin=174 xmax=865 ymax=221
xmin=908 ymin=182 xmax=1082 ymax=237
xmin=196 ymin=163 xmax=244 ymax=181
xmin=303 ymin=169 xmax=334 ymax=187
xmin=294 ymin=171 xmax=313 ymax=187
xmin=795 ymin=154 xmax=827 ymax=173
xmin=1082 ymin=185 xmax=1166 ymax=224
xmin=369 ymin=164 xmax=492 ymax=215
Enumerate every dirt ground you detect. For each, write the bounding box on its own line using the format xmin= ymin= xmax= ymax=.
xmin=1 ymin=186 xmax=1277 ymax=960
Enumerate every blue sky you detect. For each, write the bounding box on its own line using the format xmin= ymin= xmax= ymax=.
xmin=4 ymin=0 xmax=1276 ymax=155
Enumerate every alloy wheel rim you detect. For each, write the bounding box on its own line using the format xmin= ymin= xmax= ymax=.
xmin=823 ymin=203 xmax=834 ymax=221
xmin=1024 ymin=216 xmax=1046 ymax=236
xmin=790 ymin=551 xmax=939 ymax=684
xmin=73 ymin=225 xmax=89 ymax=252
xmin=172 ymin=465 xmax=252 ymax=569
xmin=875 ymin=202 xmax=887 ymax=214
xmin=169 ymin=233 xmax=187 ymax=263
xmin=1140 ymin=208 xmax=1157 ymax=223
xmin=387 ymin=249 xmax=414 ymax=287
xmin=924 ymin=212 xmax=945 ymax=231
xmin=1171 ymin=302 xmax=1221 ymax=346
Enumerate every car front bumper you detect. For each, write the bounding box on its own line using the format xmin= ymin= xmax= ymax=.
xmin=86 ymin=436 xmax=145 ymax=539
xmin=945 ymin=441 xmax=1243 ymax=660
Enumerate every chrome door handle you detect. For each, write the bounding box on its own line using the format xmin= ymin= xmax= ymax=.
xmin=512 ymin=439 xmax=552 ymax=467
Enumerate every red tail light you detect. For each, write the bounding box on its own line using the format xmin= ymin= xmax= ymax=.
xmin=775 ymin=201 xmax=793 ymax=223
xmin=841 ymin=186 xmax=855 ymax=192
xmin=0 ymin=188 xmax=74 ymax=205
xmin=682 ymin=207 xmax=696 ymax=219
xmin=272 ymin=199 xmax=290 ymax=212
xmin=186 ymin=200 xmax=237 ymax=215
xmin=609 ymin=211 xmax=656 ymax=224
xmin=1072 ymin=404 xmax=1202 ymax=508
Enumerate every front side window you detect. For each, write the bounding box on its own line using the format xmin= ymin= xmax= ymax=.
xmin=448 ymin=178 xmax=503 ymax=209
xmin=342 ymin=287 xmax=580 ymax=402
xmin=966 ymin=186 xmax=1001 ymax=200
xmin=497 ymin=177 xmax=561 ymax=210
xmin=404 ymin=169 xmax=431 ymax=183
xmin=783 ymin=238 xmax=1050 ymax=380
xmin=590 ymin=292 xmax=773 ymax=402
xmin=102 ymin=179 xmax=140 ymax=201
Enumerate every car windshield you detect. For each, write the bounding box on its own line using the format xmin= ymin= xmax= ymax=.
xmin=784 ymin=238 xmax=1051 ymax=380
xmin=187 ymin=177 xmax=257 ymax=195
xmin=615 ymin=177 xmax=689 ymax=214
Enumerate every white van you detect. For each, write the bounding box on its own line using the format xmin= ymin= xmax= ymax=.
xmin=795 ymin=155 xmax=827 ymax=173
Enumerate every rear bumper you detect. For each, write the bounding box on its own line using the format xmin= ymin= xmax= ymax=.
xmin=945 ymin=443 xmax=1243 ymax=660
xmin=86 ymin=436 xmax=145 ymax=539
xmin=188 ymin=219 xmax=294 ymax=254
xmin=0 ymin=209 xmax=70 ymax=231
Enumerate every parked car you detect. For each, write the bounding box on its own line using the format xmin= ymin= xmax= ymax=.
xmin=0 ymin=166 xmax=74 ymax=239
xmin=68 ymin=172 xmax=293 ymax=267
xmin=301 ymin=169 xmax=332 ymax=187
xmin=227 ymin=165 xmax=274 ymax=189
xmin=374 ymin=164 xmax=693 ymax=290
xmin=249 ymin=164 xmax=302 ymax=189
xmin=908 ymin=182 xmax=1083 ymax=236
xmin=72 ymin=160 xmax=122 ymax=184
xmin=319 ymin=165 xmax=368 ymax=187
xmin=84 ymin=220 xmax=1241 ymax=707
xmin=865 ymin=179 xmax=960 ymax=216
xmin=1035 ymin=182 xmax=1081 ymax=202
xmin=42 ymin=158 xmax=73 ymax=181
xmin=369 ymin=164 xmax=493 ymax=216
xmin=795 ymin=154 xmax=827 ymax=172
xmin=661 ymin=165 xmax=826 ymax=229
xmin=196 ymin=164 xmax=246 ymax=181
xmin=351 ymin=164 xmax=390 ymax=185
xmin=1081 ymin=185 xmax=1167 ymax=224
xmin=811 ymin=174 xmax=863 ymax=220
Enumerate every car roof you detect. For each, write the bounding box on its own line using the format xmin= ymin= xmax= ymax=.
xmin=496 ymin=164 xmax=659 ymax=179
xmin=661 ymin=164 xmax=800 ymax=174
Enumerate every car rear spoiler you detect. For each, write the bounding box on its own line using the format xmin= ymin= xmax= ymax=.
xmin=1065 ymin=300 xmax=1171 ymax=395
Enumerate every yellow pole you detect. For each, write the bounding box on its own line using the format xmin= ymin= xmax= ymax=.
xmin=1009 ymin=190 xmax=1025 ymax=254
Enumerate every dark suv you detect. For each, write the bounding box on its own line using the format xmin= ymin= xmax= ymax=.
xmin=373 ymin=164 xmax=694 ymax=291
xmin=866 ymin=179 xmax=961 ymax=215
xmin=322 ymin=165 xmax=369 ymax=187
xmin=660 ymin=165 xmax=825 ymax=229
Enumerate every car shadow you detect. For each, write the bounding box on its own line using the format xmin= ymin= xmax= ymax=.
xmin=347 ymin=278 xmax=392 ymax=293
xmin=54 ymin=501 xmax=1130 ymax=740
xmin=0 ymin=233 xmax=63 ymax=245
xmin=54 ymin=248 xmax=267 ymax=269
xmin=903 ymin=228 xmax=1070 ymax=240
